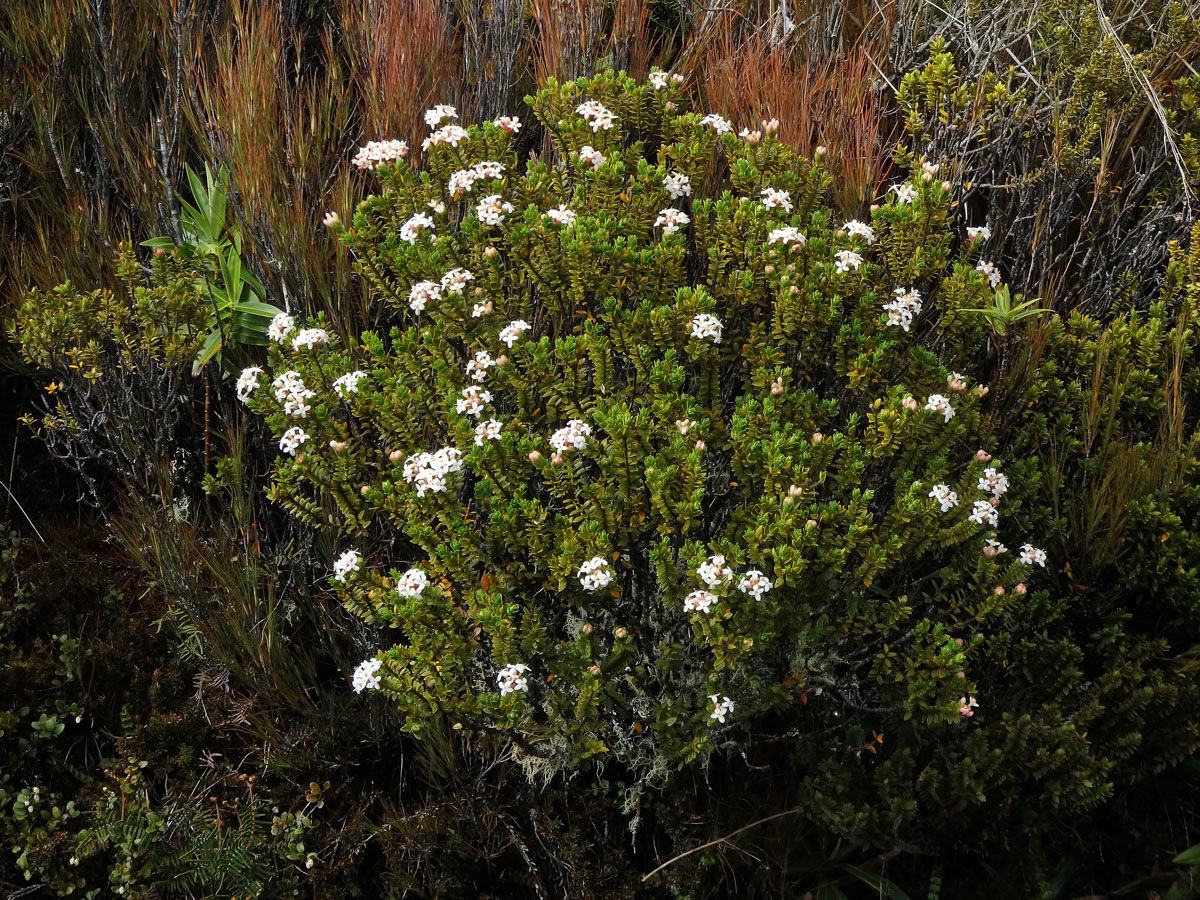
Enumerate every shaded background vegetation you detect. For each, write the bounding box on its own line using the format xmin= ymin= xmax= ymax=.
xmin=2 ymin=0 xmax=1200 ymax=897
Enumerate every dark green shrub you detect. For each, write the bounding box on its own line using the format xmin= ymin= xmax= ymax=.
xmin=234 ymin=70 xmax=1200 ymax=895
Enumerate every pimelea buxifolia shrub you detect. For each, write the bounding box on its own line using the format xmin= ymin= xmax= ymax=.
xmin=245 ymin=72 xmax=1047 ymax=782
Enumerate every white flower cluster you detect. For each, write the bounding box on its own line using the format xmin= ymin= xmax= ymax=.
xmin=985 ymin=538 xmax=1008 ymax=556
xmin=395 ymin=567 xmax=430 ymax=598
xmin=273 ymin=371 xmax=316 ymax=417
xmin=466 ymin=350 xmax=496 ymax=382
xmin=352 ymin=658 xmax=382 ymax=692
xmin=333 ymin=549 xmax=361 ymax=582
xmin=663 ymin=171 xmax=691 ymax=199
xmin=1020 ymin=544 xmax=1047 ymax=567
xmin=842 ymin=219 xmax=876 ymax=244
xmin=497 ymin=663 xmax=530 ymax=695
xmin=835 ymin=249 xmax=863 ymax=273
xmin=576 ymin=100 xmax=616 ymax=131
xmin=493 ymin=115 xmax=521 ymax=133
xmin=447 ymin=161 xmax=505 ymax=197
xmin=655 ymin=207 xmax=690 ymax=234
xmin=760 ymin=187 xmax=792 ymax=212
xmin=737 ymin=570 xmax=773 ymax=601
xmin=408 ymin=280 xmax=441 ymax=313
xmin=696 ymin=554 xmax=732 ymax=587
xmin=351 ymin=139 xmax=408 ymax=170
xmin=683 ymin=590 xmax=717 ymax=613
xmin=545 ymin=205 xmax=577 ymax=227
xmin=978 ymin=467 xmax=1009 ymax=498
xmin=578 ymin=556 xmax=614 ymax=591
xmin=499 ymin=319 xmax=531 ymax=347
xmin=279 ymin=426 xmax=310 ymax=455
xmin=456 ymin=385 xmax=492 ymax=417
xmin=550 ymin=419 xmax=592 ymax=453
xmin=424 ymin=104 xmax=457 ymax=128
xmin=699 ymin=113 xmax=733 ymax=134
xmin=709 ymin=694 xmax=735 ymax=723
xmin=649 ymin=70 xmax=683 ymax=89
xmin=976 ymin=260 xmax=1001 ymax=288
xmin=967 ymin=225 xmax=991 ymax=241
xmin=268 ymin=312 xmax=295 ymax=342
xmin=476 ymin=194 xmax=514 ymax=226
xmin=891 ymin=182 xmax=917 ymax=203
xmin=236 ymin=367 xmax=263 ymax=402
xmin=690 ymin=313 xmax=723 ymax=343
xmin=292 ymin=327 xmax=331 ymax=351
xmin=400 ymin=212 xmax=435 ymax=243
xmin=925 ymin=394 xmax=955 ymax=422
xmin=768 ymin=226 xmax=806 ymax=246
xmin=929 ymin=484 xmax=959 ymax=512
xmin=442 ymin=267 xmax=474 ymax=294
xmin=474 ymin=419 xmax=503 ymax=444
xmin=884 ymin=287 xmax=923 ymax=332
xmin=578 ymin=145 xmax=605 ymax=170
xmin=333 ymin=370 xmax=368 ymax=396
xmin=675 ymin=418 xmax=699 ymax=435
xmin=402 ymin=447 xmax=464 ymax=496
xmin=967 ymin=500 xmax=999 ymax=526
xmin=422 ymin=124 xmax=470 ymax=151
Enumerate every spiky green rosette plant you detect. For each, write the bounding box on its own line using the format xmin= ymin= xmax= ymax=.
xmin=243 ymin=72 xmax=1048 ymax=779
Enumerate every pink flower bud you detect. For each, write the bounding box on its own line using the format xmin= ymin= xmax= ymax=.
xmin=815 ymin=145 xmax=826 ymax=156
xmin=770 ymin=380 xmax=785 ymax=396
xmin=812 ymin=432 xmax=824 ymax=443
xmin=806 ymin=519 xmax=818 ymax=528
xmin=672 ymin=73 xmax=685 ymax=84
xmin=976 ymin=449 xmax=992 ymax=462
xmin=764 ymin=264 xmax=775 ymax=274
xmin=869 ymin=203 xmax=880 ymax=212
xmin=665 ymin=101 xmax=677 ymax=112
xmin=496 ymin=354 xmax=508 ymax=366
xmin=360 ymin=485 xmax=370 ymax=495
xmin=973 ymin=385 xmax=989 ymax=397
xmin=551 ymin=452 xmax=563 ymax=466
xmin=1014 ymin=583 xmax=1027 ymax=594
xmin=582 ymin=623 xmax=593 ymax=634
xmin=789 ymin=484 xmax=803 ymax=497
xmin=763 ymin=117 xmax=780 ymax=134
xmin=955 ymin=638 xmax=964 ymax=646
xmin=902 ymin=396 xmax=919 ymax=411
xmin=615 ymin=627 xmax=628 ymax=639
xmin=994 ymin=586 xmax=1005 ymax=595
xmin=783 ymin=496 xmax=794 ymax=505
xmin=922 ymin=171 xmax=934 ymax=183
xmin=983 ymin=545 xmax=998 ymax=558
xmin=694 ymin=439 xmax=706 ymax=452
xmin=329 ymin=440 xmax=348 ymax=452
xmin=388 ymin=449 xmax=404 ymax=462
xmin=485 ymin=246 xmax=499 ymax=259
xmin=528 ymin=450 xmax=542 ymax=463
xmin=588 ymin=664 xmax=601 ymax=675
xmin=789 ymin=285 xmax=799 ymax=294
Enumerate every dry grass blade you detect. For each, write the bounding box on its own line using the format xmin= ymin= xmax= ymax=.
xmin=1094 ymin=0 xmax=1195 ymax=219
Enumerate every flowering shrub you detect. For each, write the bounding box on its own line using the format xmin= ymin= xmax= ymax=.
xmin=244 ymin=71 xmax=1057 ymax=781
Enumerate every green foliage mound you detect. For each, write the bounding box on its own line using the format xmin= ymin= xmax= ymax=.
xmin=240 ymin=69 xmax=1200 ymax=862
